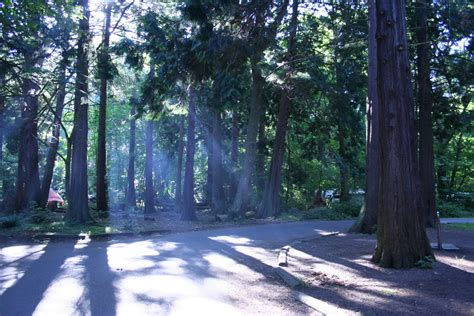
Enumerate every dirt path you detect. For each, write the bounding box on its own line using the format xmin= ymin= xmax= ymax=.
xmin=285 ymin=228 xmax=474 ymax=315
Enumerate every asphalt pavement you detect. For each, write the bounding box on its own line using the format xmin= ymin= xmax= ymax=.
xmin=0 ymin=220 xmax=353 ymax=316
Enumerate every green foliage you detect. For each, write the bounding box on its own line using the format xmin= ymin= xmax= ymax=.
xmin=0 ymin=215 xmax=20 ymax=229
xmin=330 ymin=200 xmax=363 ymax=218
xmin=302 ymin=207 xmax=348 ymax=221
xmin=437 ymin=200 xmax=474 ymax=218
xmin=415 ymin=256 xmax=436 ymax=269
xmin=29 ymin=208 xmax=55 ymax=224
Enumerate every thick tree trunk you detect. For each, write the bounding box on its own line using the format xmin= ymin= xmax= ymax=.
xmin=351 ymin=15 xmax=380 ymax=234
xmin=175 ymin=116 xmax=185 ymax=209
xmin=0 ymin=93 xmax=4 ymax=211
xmin=125 ymin=102 xmax=136 ymax=208
xmin=229 ymin=110 xmax=238 ymax=200
xmin=370 ymin=0 xmax=432 ymax=268
xmin=258 ymin=89 xmax=291 ymax=217
xmin=205 ymin=119 xmax=212 ymax=205
xmin=144 ymin=120 xmax=155 ymax=214
xmin=255 ymin=113 xmax=266 ymax=195
xmin=211 ymin=109 xmax=226 ymax=214
xmin=257 ymin=0 xmax=299 ymax=218
xmin=181 ymin=85 xmax=197 ymax=221
xmin=231 ymin=61 xmax=264 ymax=215
xmin=15 ymin=58 xmax=41 ymax=211
xmin=66 ymin=0 xmax=92 ymax=223
xmin=96 ymin=0 xmax=112 ymax=215
xmin=415 ymin=0 xmax=436 ymax=227
xmin=40 ymin=59 xmax=68 ymax=208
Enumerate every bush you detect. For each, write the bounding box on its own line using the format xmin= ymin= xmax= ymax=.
xmin=302 ymin=207 xmax=347 ymax=220
xmin=0 ymin=215 xmax=20 ymax=229
xmin=331 ymin=200 xmax=363 ymax=218
xmin=30 ymin=208 xmax=55 ymax=224
xmin=437 ymin=200 xmax=474 ymax=218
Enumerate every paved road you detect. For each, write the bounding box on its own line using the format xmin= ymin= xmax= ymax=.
xmin=440 ymin=217 xmax=474 ymax=224
xmin=0 ymin=220 xmax=353 ymax=316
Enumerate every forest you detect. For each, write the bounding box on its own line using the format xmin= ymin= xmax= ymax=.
xmin=0 ymin=0 xmax=473 ymax=269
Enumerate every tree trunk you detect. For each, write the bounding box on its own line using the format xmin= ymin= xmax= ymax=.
xmin=351 ymin=24 xmax=380 ymax=234
xmin=66 ymin=0 xmax=92 ymax=223
xmin=181 ymin=84 xmax=197 ymax=221
xmin=65 ymin=137 xmax=72 ymax=203
xmin=96 ymin=0 xmax=112 ymax=215
xmin=255 ymin=112 xmax=266 ymax=195
xmin=370 ymin=0 xmax=432 ymax=268
xmin=15 ymin=67 xmax=41 ymax=210
xmin=125 ymin=102 xmax=137 ymax=208
xmin=211 ymin=109 xmax=225 ymax=214
xmin=257 ymin=0 xmax=299 ymax=218
xmin=337 ymin=125 xmax=350 ymax=202
xmin=0 ymin=92 xmax=4 ymax=211
xmin=175 ymin=116 xmax=185 ymax=210
xmin=229 ymin=110 xmax=238 ymax=201
xmin=415 ymin=0 xmax=436 ymax=227
xmin=144 ymin=120 xmax=155 ymax=214
xmin=39 ymin=59 xmax=68 ymax=208
xmin=231 ymin=61 xmax=264 ymax=215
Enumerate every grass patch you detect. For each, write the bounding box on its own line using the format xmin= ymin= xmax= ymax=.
xmin=445 ymin=223 xmax=474 ymax=231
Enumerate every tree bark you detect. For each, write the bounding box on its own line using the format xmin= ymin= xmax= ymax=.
xmin=370 ymin=0 xmax=432 ymax=268
xmin=39 ymin=58 xmax=68 ymax=208
xmin=231 ymin=61 xmax=264 ymax=215
xmin=125 ymin=102 xmax=137 ymax=208
xmin=351 ymin=12 xmax=380 ymax=234
xmin=144 ymin=120 xmax=156 ymax=214
xmin=0 ymin=91 xmax=4 ymax=211
xmin=257 ymin=0 xmax=299 ymax=218
xmin=15 ymin=50 xmax=42 ymax=211
xmin=175 ymin=116 xmax=185 ymax=210
xmin=211 ymin=109 xmax=226 ymax=214
xmin=415 ymin=0 xmax=436 ymax=227
xmin=66 ymin=0 xmax=92 ymax=223
xmin=96 ymin=0 xmax=112 ymax=215
xmin=255 ymin=112 xmax=266 ymax=195
xmin=337 ymin=125 xmax=350 ymax=202
xmin=181 ymin=84 xmax=197 ymax=221
xmin=229 ymin=110 xmax=238 ymax=201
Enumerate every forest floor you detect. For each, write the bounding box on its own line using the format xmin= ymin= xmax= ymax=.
xmin=285 ymin=227 xmax=474 ymax=315
xmin=0 ymin=207 xmax=302 ymax=240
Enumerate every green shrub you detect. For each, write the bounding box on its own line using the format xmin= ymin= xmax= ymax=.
xmin=302 ymin=207 xmax=347 ymax=220
xmin=0 ymin=215 xmax=20 ymax=229
xmin=437 ymin=200 xmax=474 ymax=218
xmin=331 ymin=200 xmax=363 ymax=218
xmin=30 ymin=209 xmax=55 ymax=224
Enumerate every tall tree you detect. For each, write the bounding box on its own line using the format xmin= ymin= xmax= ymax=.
xmin=66 ymin=0 xmax=92 ymax=223
xmin=415 ymin=0 xmax=436 ymax=227
xmin=258 ymin=0 xmax=299 ymax=218
xmin=175 ymin=115 xmax=185 ymax=210
xmin=232 ymin=0 xmax=289 ymax=215
xmin=229 ymin=110 xmax=239 ymax=200
xmin=125 ymin=101 xmax=137 ymax=208
xmin=181 ymin=84 xmax=197 ymax=221
xmin=210 ymin=109 xmax=226 ymax=213
xmin=369 ymin=0 xmax=432 ymax=268
xmin=96 ymin=0 xmax=113 ymax=215
xmin=39 ymin=55 xmax=69 ymax=208
xmin=15 ymin=45 xmax=42 ymax=210
xmin=144 ymin=119 xmax=155 ymax=214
